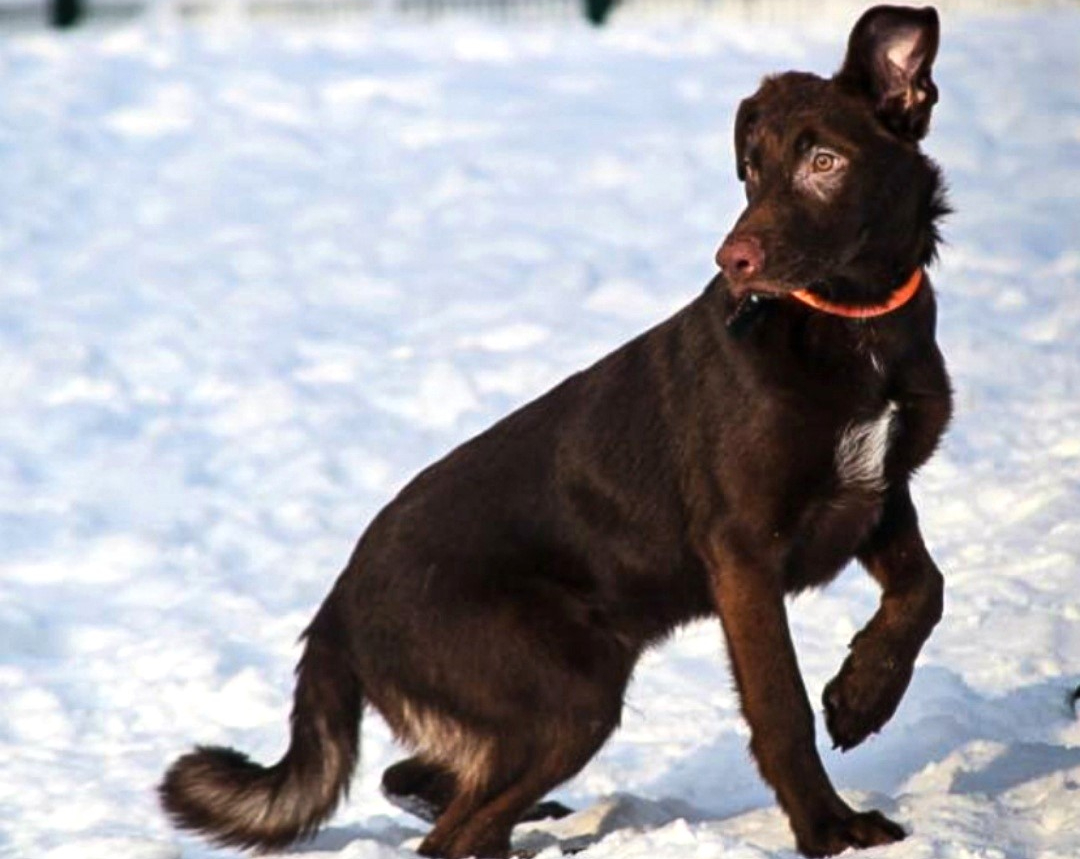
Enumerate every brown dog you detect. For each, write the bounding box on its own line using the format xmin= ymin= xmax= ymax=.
xmin=160 ymin=6 xmax=951 ymax=857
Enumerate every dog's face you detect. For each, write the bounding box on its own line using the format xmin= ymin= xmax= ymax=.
xmin=718 ymin=5 xmax=948 ymax=306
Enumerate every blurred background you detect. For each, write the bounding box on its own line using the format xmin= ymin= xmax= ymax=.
xmin=8 ymin=0 xmax=1080 ymax=29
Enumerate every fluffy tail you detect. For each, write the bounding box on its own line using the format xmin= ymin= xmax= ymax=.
xmin=159 ymin=601 xmax=361 ymax=852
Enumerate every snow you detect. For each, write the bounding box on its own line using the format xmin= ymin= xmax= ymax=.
xmin=2 ymin=5 xmax=1079 ymax=859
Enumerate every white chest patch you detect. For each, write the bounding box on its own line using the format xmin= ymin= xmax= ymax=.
xmin=835 ymin=401 xmax=898 ymax=493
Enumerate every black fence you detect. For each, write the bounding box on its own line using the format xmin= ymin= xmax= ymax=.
xmin=10 ymin=0 xmax=1078 ymax=30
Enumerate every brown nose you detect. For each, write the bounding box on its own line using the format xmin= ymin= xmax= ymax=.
xmin=716 ymin=234 xmax=765 ymax=282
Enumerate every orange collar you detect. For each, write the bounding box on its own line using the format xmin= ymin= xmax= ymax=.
xmin=789 ymin=268 xmax=923 ymax=319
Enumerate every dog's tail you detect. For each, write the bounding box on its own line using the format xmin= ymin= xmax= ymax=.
xmin=159 ymin=597 xmax=361 ymax=852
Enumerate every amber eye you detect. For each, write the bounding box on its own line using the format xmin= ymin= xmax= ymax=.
xmin=811 ymin=151 xmax=839 ymax=173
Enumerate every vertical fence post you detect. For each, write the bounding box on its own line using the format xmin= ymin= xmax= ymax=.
xmin=584 ymin=0 xmax=618 ymax=24
xmin=51 ymin=0 xmax=84 ymax=27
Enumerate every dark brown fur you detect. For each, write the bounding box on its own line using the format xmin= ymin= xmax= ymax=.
xmin=160 ymin=6 xmax=952 ymax=857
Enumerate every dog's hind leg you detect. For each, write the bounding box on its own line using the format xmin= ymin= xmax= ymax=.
xmin=823 ymin=485 xmax=944 ymax=751
xmin=424 ymin=725 xmax=609 ymax=859
xmin=382 ymin=757 xmax=457 ymax=824
xmin=382 ymin=756 xmax=573 ymax=825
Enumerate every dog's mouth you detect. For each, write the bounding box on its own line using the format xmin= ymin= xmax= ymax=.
xmin=724 ymin=276 xmax=833 ymax=331
xmin=727 ymin=274 xmax=815 ymax=303
xmin=729 ymin=279 xmax=793 ymax=300
xmin=724 ymin=283 xmax=788 ymax=331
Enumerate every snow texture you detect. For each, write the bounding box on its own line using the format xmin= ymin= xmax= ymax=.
xmin=2 ymin=6 xmax=1079 ymax=859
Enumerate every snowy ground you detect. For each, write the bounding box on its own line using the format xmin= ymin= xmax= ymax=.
xmin=2 ymin=5 xmax=1080 ymax=859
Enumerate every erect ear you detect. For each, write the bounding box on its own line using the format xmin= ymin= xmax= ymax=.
xmin=733 ymin=96 xmax=758 ymax=181
xmin=836 ymin=5 xmax=940 ymax=141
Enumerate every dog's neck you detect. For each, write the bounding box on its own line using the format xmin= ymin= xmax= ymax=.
xmin=790 ymin=268 xmax=924 ymax=319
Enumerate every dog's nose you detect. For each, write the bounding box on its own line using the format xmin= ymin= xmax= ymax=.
xmin=716 ymin=235 xmax=765 ymax=282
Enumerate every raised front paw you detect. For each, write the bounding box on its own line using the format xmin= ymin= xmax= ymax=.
xmin=823 ymin=637 xmax=914 ymax=751
xmin=796 ymin=809 xmax=906 ymax=857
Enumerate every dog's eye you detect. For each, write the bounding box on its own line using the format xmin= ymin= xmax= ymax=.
xmin=811 ymin=151 xmax=840 ymax=173
xmin=795 ymin=149 xmax=848 ymax=199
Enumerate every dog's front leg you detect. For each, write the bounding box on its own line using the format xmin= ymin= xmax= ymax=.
xmin=823 ymin=485 xmax=944 ymax=751
xmin=710 ymin=546 xmax=905 ymax=856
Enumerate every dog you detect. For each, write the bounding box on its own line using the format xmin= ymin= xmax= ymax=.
xmin=160 ymin=6 xmax=951 ymax=857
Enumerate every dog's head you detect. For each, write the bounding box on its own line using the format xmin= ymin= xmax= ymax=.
xmin=717 ymin=5 xmax=949 ymax=307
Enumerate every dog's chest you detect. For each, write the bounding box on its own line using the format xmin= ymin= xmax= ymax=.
xmin=834 ymin=401 xmax=897 ymax=494
xmin=776 ymin=399 xmax=899 ymax=592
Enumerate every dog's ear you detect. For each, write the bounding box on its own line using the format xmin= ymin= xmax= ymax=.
xmin=836 ymin=5 xmax=940 ymax=141
xmin=734 ymin=97 xmax=758 ymax=181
